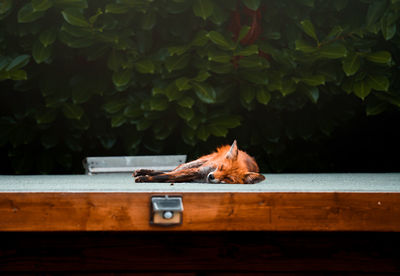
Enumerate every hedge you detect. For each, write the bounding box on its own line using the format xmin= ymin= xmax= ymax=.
xmin=0 ymin=0 xmax=399 ymax=174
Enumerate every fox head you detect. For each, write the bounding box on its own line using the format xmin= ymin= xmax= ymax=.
xmin=207 ymin=140 xmax=265 ymax=184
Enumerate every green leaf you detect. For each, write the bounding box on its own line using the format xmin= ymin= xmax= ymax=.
xmin=135 ymin=59 xmax=155 ymax=74
xmin=326 ymin=25 xmax=343 ymax=39
xmin=193 ymin=70 xmax=211 ymax=82
xmin=5 ymin=55 xmax=30 ymax=71
xmin=303 ymin=85 xmax=319 ymax=103
xmin=62 ymin=103 xmax=84 ymax=120
xmin=177 ymin=96 xmax=195 ymax=108
xmin=300 ymin=19 xmax=318 ymax=41
xmin=32 ymin=0 xmax=53 ymax=11
xmin=35 ymin=109 xmax=57 ymax=124
xmin=176 ymin=106 xmax=194 ymax=121
xmin=209 ymin=62 xmax=233 ymax=74
xmin=107 ymin=50 xmax=124 ymax=71
xmin=150 ymin=97 xmax=169 ymax=111
xmin=89 ymin=8 xmax=102 ymax=24
xmin=112 ymin=69 xmax=132 ymax=87
xmin=71 ymin=84 xmax=91 ymax=104
xmin=235 ymin=44 xmax=259 ymax=56
xmin=165 ymin=82 xmax=183 ymax=101
xmin=318 ymin=43 xmax=347 ymax=59
xmin=182 ymin=125 xmax=196 ymax=145
xmin=62 ymin=8 xmax=90 ymax=27
xmin=71 ymin=114 xmax=90 ymax=130
xmin=366 ymin=51 xmax=392 ymax=64
xmin=210 ymin=4 xmax=228 ymax=25
xmin=97 ymin=134 xmax=116 ymax=150
xmin=380 ymin=12 xmax=397 ymax=40
xmin=105 ymin=3 xmax=128 ymax=14
xmin=238 ymin=26 xmax=251 ymax=41
xmin=103 ymin=100 xmax=126 ymax=114
xmin=54 ymin=0 xmax=88 ymax=9
xmin=168 ymin=45 xmax=189 ymax=56
xmin=295 ymin=39 xmax=317 ymax=53
xmin=141 ymin=11 xmax=156 ymax=30
xmin=191 ymin=82 xmax=217 ymax=104
xmin=18 ymin=3 xmax=44 ymax=23
xmin=238 ymin=55 xmax=269 ymax=68
xmin=175 ymin=77 xmax=191 ymax=91
xmin=192 ymin=0 xmax=213 ymax=20
xmin=296 ymin=75 xmax=325 ymax=86
xmin=367 ymin=74 xmax=389 ymax=91
xmin=59 ymin=31 xmax=93 ymax=48
xmin=256 ymin=88 xmax=271 ymax=105
xmin=353 ymin=80 xmax=372 ymax=100
xmin=123 ymin=105 xmax=142 ymax=118
xmin=136 ymin=119 xmax=152 ymax=131
xmin=9 ymin=70 xmax=27 ymax=80
xmin=39 ymin=28 xmax=58 ymax=47
xmin=208 ymin=125 xmax=228 ymax=137
xmin=280 ymin=79 xmax=296 ymax=96
xmin=242 ymin=71 xmax=269 ymax=85
xmin=297 ymin=0 xmax=315 ymax=7
xmin=342 ymin=52 xmax=360 ymax=76
xmin=240 ymin=85 xmax=256 ymax=104
xmin=191 ymin=30 xmax=208 ymax=47
xmin=111 ymin=114 xmax=127 ymax=128
xmin=41 ymin=133 xmax=59 ymax=149
xmin=32 ymin=40 xmax=52 ymax=64
xmin=165 ymin=54 xmax=190 ymax=72
xmin=0 ymin=0 xmax=12 ymax=16
xmin=242 ymin=0 xmax=261 ymax=11
xmin=334 ymin=0 xmax=348 ymax=11
xmin=196 ymin=125 xmax=210 ymax=141
xmin=207 ymin=31 xmax=235 ymax=50
xmin=208 ymin=115 xmax=241 ymax=128
xmin=208 ymin=49 xmax=231 ymax=63
xmin=366 ymin=0 xmax=387 ymax=27
xmin=366 ymin=98 xmax=389 ymax=116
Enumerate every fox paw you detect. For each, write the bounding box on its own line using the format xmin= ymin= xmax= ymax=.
xmin=133 ymin=169 xmax=149 ymax=177
xmin=134 ymin=175 xmax=150 ymax=182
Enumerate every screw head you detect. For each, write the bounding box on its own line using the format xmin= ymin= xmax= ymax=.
xmin=163 ymin=211 xmax=174 ymax=220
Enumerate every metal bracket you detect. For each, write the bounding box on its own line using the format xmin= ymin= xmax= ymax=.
xmin=83 ymin=155 xmax=186 ymax=175
xmin=151 ymin=196 xmax=183 ymax=226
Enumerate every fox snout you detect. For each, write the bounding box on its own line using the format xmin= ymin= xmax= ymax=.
xmin=207 ymin=172 xmax=218 ymax=183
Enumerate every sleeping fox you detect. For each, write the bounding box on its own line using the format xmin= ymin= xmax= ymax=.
xmin=134 ymin=140 xmax=265 ymax=184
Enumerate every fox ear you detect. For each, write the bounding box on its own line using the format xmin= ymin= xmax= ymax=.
xmin=244 ymin=172 xmax=265 ymax=184
xmin=225 ymin=140 xmax=238 ymax=160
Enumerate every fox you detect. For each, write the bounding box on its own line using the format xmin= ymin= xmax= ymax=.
xmin=134 ymin=140 xmax=265 ymax=184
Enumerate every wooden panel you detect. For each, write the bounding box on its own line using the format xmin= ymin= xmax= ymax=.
xmin=0 ymin=192 xmax=399 ymax=231
xmin=0 ymin=232 xmax=399 ymax=273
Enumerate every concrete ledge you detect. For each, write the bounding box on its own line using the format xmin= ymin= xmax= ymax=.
xmin=0 ymin=173 xmax=399 ymax=193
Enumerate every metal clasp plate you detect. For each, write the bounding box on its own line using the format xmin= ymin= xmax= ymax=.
xmin=151 ymin=196 xmax=183 ymax=226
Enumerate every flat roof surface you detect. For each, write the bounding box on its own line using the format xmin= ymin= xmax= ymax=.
xmin=0 ymin=173 xmax=399 ymax=193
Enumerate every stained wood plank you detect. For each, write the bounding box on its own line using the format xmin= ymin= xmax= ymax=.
xmin=0 ymin=232 xmax=399 ymax=273
xmin=0 ymin=192 xmax=399 ymax=231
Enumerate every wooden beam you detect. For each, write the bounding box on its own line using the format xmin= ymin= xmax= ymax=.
xmin=0 ymin=192 xmax=399 ymax=231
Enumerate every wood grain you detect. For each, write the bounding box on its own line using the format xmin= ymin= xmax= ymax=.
xmin=0 ymin=192 xmax=399 ymax=231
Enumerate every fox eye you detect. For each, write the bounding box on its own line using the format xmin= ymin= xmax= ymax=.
xmin=219 ymin=164 xmax=224 ymax=170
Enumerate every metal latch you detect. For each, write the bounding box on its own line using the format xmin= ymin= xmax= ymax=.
xmin=151 ymin=196 xmax=183 ymax=226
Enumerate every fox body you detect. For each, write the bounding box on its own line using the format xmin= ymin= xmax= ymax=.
xmin=134 ymin=140 xmax=265 ymax=184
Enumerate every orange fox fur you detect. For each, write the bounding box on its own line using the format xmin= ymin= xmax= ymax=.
xmin=134 ymin=140 xmax=265 ymax=184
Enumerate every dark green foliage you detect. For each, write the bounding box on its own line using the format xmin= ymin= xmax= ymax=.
xmin=1 ymin=0 xmax=400 ymax=174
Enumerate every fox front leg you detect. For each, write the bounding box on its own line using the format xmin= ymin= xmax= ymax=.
xmin=133 ymin=169 xmax=165 ymax=177
xmin=134 ymin=168 xmax=204 ymax=183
